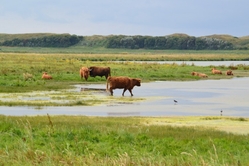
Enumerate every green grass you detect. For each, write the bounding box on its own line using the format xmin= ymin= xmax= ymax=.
xmin=0 ymin=52 xmax=249 ymax=106
xmin=1 ymin=45 xmax=249 ymax=58
xmin=1 ymin=53 xmax=249 ymax=93
xmin=1 ymin=48 xmax=249 ymax=165
xmin=0 ymin=115 xmax=248 ymax=165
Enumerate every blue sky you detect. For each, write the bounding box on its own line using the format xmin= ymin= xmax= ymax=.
xmin=1 ymin=0 xmax=249 ymax=37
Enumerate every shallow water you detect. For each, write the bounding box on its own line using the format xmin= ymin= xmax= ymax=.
xmin=0 ymin=77 xmax=249 ymax=117
xmin=135 ymin=61 xmax=249 ymax=66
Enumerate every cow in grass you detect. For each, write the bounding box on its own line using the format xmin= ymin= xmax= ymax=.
xmin=226 ymin=70 xmax=233 ymax=76
xmin=212 ymin=68 xmax=222 ymax=74
xmin=42 ymin=72 xmax=52 ymax=80
xmin=80 ymin=67 xmax=89 ymax=81
xmin=191 ymin=72 xmax=208 ymax=78
xmin=197 ymin=73 xmax=208 ymax=78
xmin=89 ymin=66 xmax=111 ymax=79
xmin=106 ymin=76 xmax=141 ymax=96
xmin=191 ymin=72 xmax=198 ymax=76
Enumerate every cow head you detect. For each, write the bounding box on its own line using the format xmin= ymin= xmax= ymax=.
xmin=88 ymin=67 xmax=92 ymax=71
xmin=133 ymin=78 xmax=141 ymax=87
xmin=88 ymin=67 xmax=93 ymax=75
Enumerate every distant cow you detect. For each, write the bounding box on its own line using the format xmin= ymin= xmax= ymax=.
xmin=191 ymin=72 xmax=208 ymax=78
xmin=89 ymin=66 xmax=111 ymax=79
xmin=106 ymin=76 xmax=141 ymax=96
xmin=42 ymin=72 xmax=52 ymax=80
xmin=197 ymin=73 xmax=208 ymax=78
xmin=226 ymin=70 xmax=233 ymax=76
xmin=211 ymin=68 xmax=222 ymax=74
xmin=191 ymin=72 xmax=198 ymax=76
xmin=80 ymin=67 xmax=89 ymax=80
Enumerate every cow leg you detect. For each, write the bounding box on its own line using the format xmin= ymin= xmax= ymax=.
xmin=122 ymin=88 xmax=127 ymax=96
xmin=128 ymin=89 xmax=133 ymax=96
xmin=110 ymin=88 xmax=114 ymax=96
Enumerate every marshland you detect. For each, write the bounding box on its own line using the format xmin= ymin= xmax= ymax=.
xmin=1 ymin=47 xmax=249 ymax=165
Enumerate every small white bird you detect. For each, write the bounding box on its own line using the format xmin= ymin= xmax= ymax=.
xmin=174 ymin=100 xmax=178 ymax=104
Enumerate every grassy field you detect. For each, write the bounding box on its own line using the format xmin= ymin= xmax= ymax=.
xmin=1 ymin=52 xmax=249 ymax=106
xmin=1 ymin=46 xmax=249 ymax=60
xmin=1 ymin=49 xmax=249 ymax=165
xmin=0 ymin=115 xmax=248 ymax=165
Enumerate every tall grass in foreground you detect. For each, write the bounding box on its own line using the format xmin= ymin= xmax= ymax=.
xmin=0 ymin=115 xmax=248 ymax=165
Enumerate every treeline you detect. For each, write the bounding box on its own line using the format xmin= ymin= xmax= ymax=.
xmin=0 ymin=34 xmax=82 ymax=47
xmin=104 ymin=35 xmax=234 ymax=50
xmin=1 ymin=33 xmax=247 ymax=50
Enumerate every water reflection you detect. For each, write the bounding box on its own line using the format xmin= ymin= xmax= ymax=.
xmin=0 ymin=77 xmax=249 ymax=117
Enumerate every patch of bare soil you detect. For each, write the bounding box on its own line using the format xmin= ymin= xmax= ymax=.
xmin=142 ymin=116 xmax=249 ymax=135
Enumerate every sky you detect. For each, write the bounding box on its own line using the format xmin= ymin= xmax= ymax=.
xmin=1 ymin=0 xmax=249 ymax=37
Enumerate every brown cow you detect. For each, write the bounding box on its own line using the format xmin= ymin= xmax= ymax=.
xmin=197 ymin=73 xmax=208 ymax=78
xmin=89 ymin=66 xmax=111 ymax=79
xmin=226 ymin=70 xmax=233 ymax=76
xmin=42 ymin=72 xmax=52 ymax=79
xmin=191 ymin=72 xmax=208 ymax=78
xmin=80 ymin=67 xmax=89 ymax=80
xmin=106 ymin=76 xmax=141 ymax=96
xmin=211 ymin=68 xmax=222 ymax=74
xmin=191 ymin=72 xmax=198 ymax=76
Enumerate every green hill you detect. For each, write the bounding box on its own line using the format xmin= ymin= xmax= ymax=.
xmin=203 ymin=34 xmax=249 ymax=49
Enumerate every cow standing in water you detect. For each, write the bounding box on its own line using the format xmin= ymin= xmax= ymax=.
xmin=106 ymin=76 xmax=141 ymax=96
xmin=88 ymin=66 xmax=111 ymax=79
xmin=80 ymin=67 xmax=89 ymax=81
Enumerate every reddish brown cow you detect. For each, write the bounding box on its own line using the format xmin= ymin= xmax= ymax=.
xmin=80 ymin=67 xmax=89 ymax=80
xmin=106 ymin=76 xmax=141 ymax=96
xmin=212 ymin=68 xmax=222 ymax=74
xmin=226 ymin=70 xmax=233 ymax=76
xmin=197 ymin=73 xmax=208 ymax=78
xmin=89 ymin=66 xmax=111 ymax=79
xmin=42 ymin=72 xmax=52 ymax=79
xmin=191 ymin=72 xmax=208 ymax=78
xmin=191 ymin=72 xmax=198 ymax=76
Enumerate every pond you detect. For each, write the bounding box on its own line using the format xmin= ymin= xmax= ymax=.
xmin=0 ymin=77 xmax=249 ymax=117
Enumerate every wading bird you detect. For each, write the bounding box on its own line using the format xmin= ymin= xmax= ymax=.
xmin=174 ymin=100 xmax=178 ymax=104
